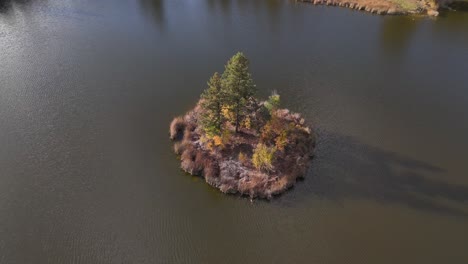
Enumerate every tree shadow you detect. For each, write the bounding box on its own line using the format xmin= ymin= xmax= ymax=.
xmin=443 ymin=1 xmax=468 ymax=12
xmin=276 ymin=129 xmax=468 ymax=218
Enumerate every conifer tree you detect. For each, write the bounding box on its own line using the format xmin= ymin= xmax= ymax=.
xmin=199 ymin=72 xmax=224 ymax=136
xmin=222 ymin=52 xmax=256 ymax=133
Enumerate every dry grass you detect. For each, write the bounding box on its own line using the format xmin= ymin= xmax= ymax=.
xmin=391 ymin=0 xmax=418 ymax=10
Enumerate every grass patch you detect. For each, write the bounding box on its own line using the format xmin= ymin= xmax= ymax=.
xmin=391 ymin=0 xmax=419 ymax=10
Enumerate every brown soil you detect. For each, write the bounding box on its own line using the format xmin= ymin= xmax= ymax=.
xmin=169 ymin=102 xmax=316 ymax=199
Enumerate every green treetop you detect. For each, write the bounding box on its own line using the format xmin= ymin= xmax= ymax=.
xmin=199 ymin=72 xmax=224 ymax=136
xmin=222 ymin=52 xmax=256 ymax=133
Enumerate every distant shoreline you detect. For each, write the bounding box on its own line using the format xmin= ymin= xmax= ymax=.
xmin=299 ymin=0 xmax=467 ymax=16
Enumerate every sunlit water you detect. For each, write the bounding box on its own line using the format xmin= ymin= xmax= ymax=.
xmin=1 ymin=0 xmax=468 ymax=263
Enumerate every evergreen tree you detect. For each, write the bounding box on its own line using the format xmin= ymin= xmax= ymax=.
xmin=222 ymin=52 xmax=256 ymax=133
xmin=199 ymin=72 xmax=224 ymax=136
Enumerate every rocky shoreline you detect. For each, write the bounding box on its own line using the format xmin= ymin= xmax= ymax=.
xmin=299 ymin=0 xmax=464 ymax=16
xmin=169 ymin=102 xmax=316 ymax=199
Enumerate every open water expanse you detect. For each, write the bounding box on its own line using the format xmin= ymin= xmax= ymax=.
xmin=1 ymin=0 xmax=468 ymax=263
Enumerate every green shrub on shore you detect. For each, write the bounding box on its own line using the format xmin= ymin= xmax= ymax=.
xmin=264 ymin=91 xmax=280 ymax=114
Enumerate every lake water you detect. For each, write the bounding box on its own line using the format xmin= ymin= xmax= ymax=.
xmin=1 ymin=0 xmax=468 ymax=263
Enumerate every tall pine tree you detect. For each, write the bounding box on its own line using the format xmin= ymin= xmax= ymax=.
xmin=222 ymin=52 xmax=256 ymax=133
xmin=199 ymin=72 xmax=224 ymax=136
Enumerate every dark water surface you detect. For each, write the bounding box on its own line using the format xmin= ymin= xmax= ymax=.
xmin=1 ymin=0 xmax=468 ymax=263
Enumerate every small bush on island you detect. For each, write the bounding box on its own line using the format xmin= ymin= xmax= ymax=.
xmin=252 ymin=143 xmax=276 ymax=172
xmin=169 ymin=116 xmax=186 ymax=140
xmin=169 ymin=52 xmax=315 ymax=199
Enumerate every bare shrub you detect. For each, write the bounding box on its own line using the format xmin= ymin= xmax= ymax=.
xmin=170 ymin=117 xmax=186 ymax=141
xmin=193 ymin=151 xmax=208 ymax=173
xmin=183 ymin=127 xmax=194 ymax=143
xmin=219 ymin=159 xmax=244 ymax=180
xmin=181 ymin=146 xmax=202 ymax=175
xmin=173 ymin=141 xmax=186 ymax=155
xmin=238 ymin=171 xmax=270 ymax=198
xmin=186 ymin=122 xmax=196 ymax=133
xmin=238 ymin=152 xmax=248 ymax=164
xmin=268 ymin=176 xmax=294 ymax=195
xmin=275 ymin=131 xmax=288 ymax=151
xmin=181 ymin=145 xmax=195 ymax=161
xmin=204 ymin=159 xmax=220 ymax=181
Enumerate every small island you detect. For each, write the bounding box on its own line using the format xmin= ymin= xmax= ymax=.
xmin=169 ymin=53 xmax=315 ymax=199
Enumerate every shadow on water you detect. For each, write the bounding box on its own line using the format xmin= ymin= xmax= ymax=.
xmin=436 ymin=9 xmax=468 ymax=35
xmin=446 ymin=1 xmax=468 ymax=12
xmin=139 ymin=0 xmax=165 ymax=29
xmin=277 ymin=129 xmax=468 ymax=218
xmin=0 ymin=0 xmax=31 ymax=13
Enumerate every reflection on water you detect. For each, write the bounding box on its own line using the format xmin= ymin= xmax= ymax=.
xmin=206 ymin=0 xmax=284 ymax=17
xmin=206 ymin=0 xmax=233 ymax=14
xmin=139 ymin=0 xmax=165 ymax=28
xmin=256 ymin=0 xmax=284 ymax=27
xmin=248 ymin=0 xmax=283 ymax=13
xmin=380 ymin=16 xmax=420 ymax=56
xmin=380 ymin=10 xmax=468 ymax=56
xmin=448 ymin=1 xmax=468 ymax=12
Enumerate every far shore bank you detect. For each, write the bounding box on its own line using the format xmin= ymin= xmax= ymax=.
xmin=299 ymin=0 xmax=467 ymax=16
